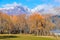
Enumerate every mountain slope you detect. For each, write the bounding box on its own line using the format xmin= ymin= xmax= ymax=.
xmin=31 ymin=5 xmax=60 ymax=15
xmin=0 ymin=5 xmax=31 ymax=15
xmin=0 ymin=4 xmax=60 ymax=15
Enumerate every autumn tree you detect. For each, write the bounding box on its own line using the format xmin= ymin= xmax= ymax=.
xmin=17 ymin=14 xmax=29 ymax=34
xmin=0 ymin=12 xmax=55 ymax=35
xmin=0 ymin=12 xmax=14 ymax=34
xmin=28 ymin=13 xmax=44 ymax=35
xmin=10 ymin=14 xmax=29 ymax=34
xmin=28 ymin=13 xmax=55 ymax=36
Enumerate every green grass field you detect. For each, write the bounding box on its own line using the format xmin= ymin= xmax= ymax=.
xmin=0 ymin=34 xmax=58 ymax=40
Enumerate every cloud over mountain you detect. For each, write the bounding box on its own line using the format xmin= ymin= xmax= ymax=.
xmin=0 ymin=2 xmax=60 ymax=15
xmin=0 ymin=2 xmax=31 ymax=15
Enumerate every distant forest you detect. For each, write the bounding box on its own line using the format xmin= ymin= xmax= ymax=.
xmin=0 ymin=12 xmax=55 ymax=36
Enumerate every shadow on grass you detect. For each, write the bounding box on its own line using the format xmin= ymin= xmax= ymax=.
xmin=0 ymin=36 xmax=18 ymax=39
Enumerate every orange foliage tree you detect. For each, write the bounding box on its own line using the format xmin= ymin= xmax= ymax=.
xmin=28 ymin=13 xmax=55 ymax=36
xmin=0 ymin=12 xmax=55 ymax=35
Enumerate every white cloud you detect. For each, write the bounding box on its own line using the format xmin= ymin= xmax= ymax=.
xmin=0 ymin=7 xmax=14 ymax=10
xmin=54 ymin=0 xmax=60 ymax=2
xmin=2 ymin=2 xmax=22 ymax=8
xmin=0 ymin=2 xmax=22 ymax=10
xmin=0 ymin=2 xmax=31 ymax=12
xmin=0 ymin=2 xmax=60 ymax=15
xmin=31 ymin=4 xmax=54 ymax=12
xmin=31 ymin=4 xmax=60 ymax=15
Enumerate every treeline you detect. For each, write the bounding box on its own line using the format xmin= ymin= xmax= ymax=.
xmin=0 ymin=12 xmax=55 ymax=36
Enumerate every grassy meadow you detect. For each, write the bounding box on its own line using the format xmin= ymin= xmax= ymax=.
xmin=0 ymin=34 xmax=59 ymax=40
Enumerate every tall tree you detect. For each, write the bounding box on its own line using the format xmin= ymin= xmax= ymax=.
xmin=28 ymin=13 xmax=55 ymax=36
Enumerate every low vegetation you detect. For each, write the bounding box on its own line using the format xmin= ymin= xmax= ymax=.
xmin=0 ymin=34 xmax=57 ymax=40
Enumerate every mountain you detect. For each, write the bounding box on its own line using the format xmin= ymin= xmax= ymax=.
xmin=50 ymin=15 xmax=60 ymax=33
xmin=0 ymin=5 xmax=31 ymax=15
xmin=0 ymin=4 xmax=60 ymax=15
xmin=43 ymin=14 xmax=60 ymax=33
xmin=31 ymin=5 xmax=60 ymax=15
xmin=51 ymin=15 xmax=60 ymax=29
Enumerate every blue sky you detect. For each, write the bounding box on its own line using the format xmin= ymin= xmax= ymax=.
xmin=0 ymin=0 xmax=60 ymax=8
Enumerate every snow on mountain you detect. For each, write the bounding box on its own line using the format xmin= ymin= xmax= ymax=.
xmin=0 ymin=4 xmax=60 ymax=15
xmin=0 ymin=3 xmax=31 ymax=15
xmin=31 ymin=4 xmax=60 ymax=15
